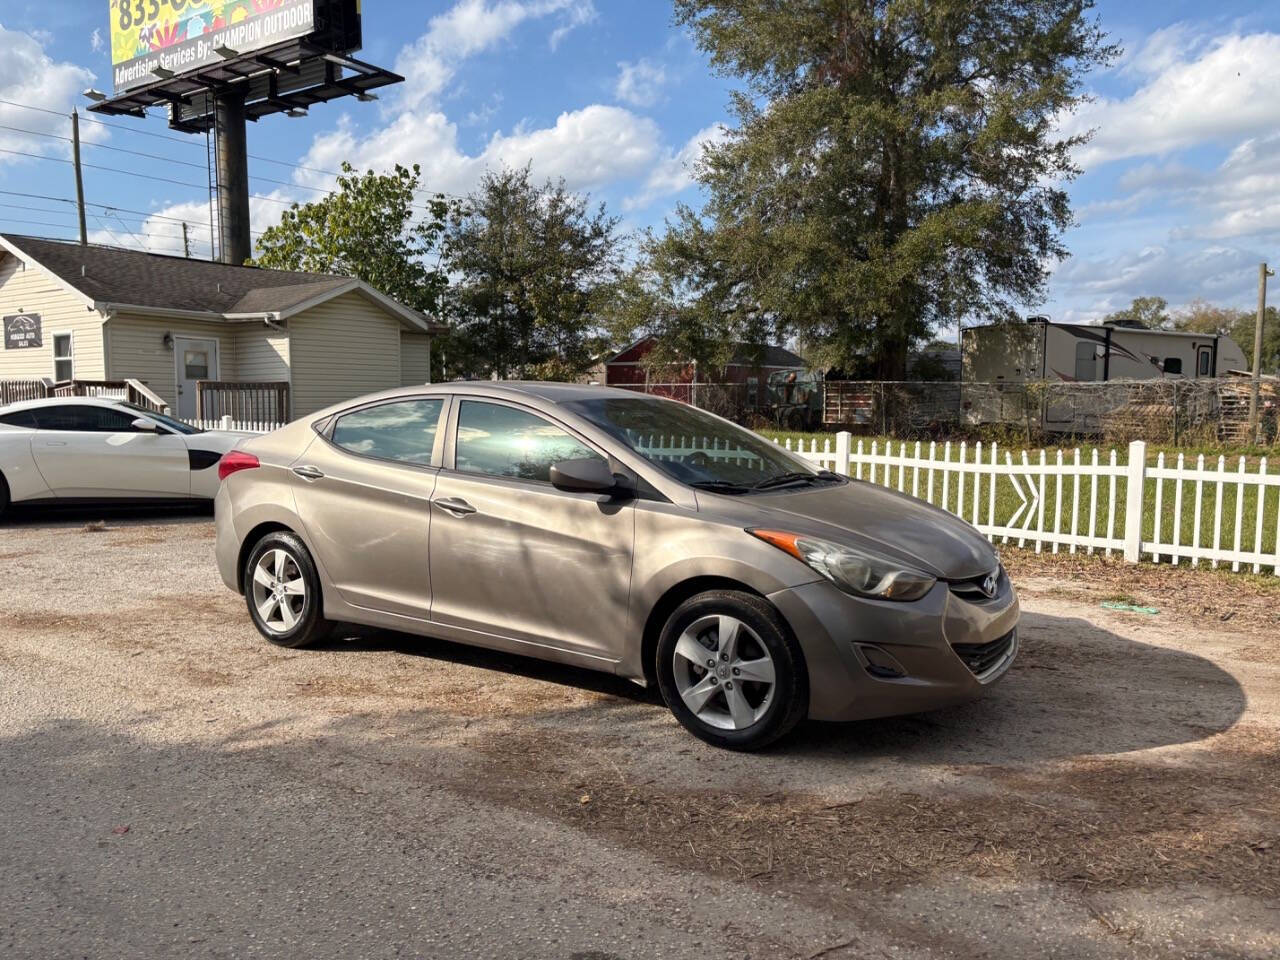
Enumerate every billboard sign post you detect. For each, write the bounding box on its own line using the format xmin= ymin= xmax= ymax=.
xmin=91 ymin=0 xmax=397 ymax=265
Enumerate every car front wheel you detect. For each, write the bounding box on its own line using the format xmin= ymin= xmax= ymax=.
xmin=656 ymin=590 xmax=808 ymax=751
xmin=242 ymin=531 xmax=331 ymax=648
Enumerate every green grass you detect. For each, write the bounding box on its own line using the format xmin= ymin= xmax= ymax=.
xmin=758 ymin=430 xmax=1280 ymax=563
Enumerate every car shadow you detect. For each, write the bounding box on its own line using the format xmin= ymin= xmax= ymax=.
xmin=313 ymin=624 xmax=664 ymax=707
xmin=0 ymin=502 xmax=212 ymax=528
xmin=316 ymin=608 xmax=1246 ymax=763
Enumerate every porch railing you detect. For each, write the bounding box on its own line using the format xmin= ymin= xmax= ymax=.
xmin=2 ymin=378 xmax=169 ymax=413
xmin=195 ymin=380 xmax=290 ymax=426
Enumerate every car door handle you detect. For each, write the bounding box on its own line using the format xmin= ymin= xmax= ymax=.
xmin=433 ymin=497 xmax=476 ymax=517
xmin=292 ymin=465 xmax=325 ymax=481
xmin=43 ymin=440 xmax=67 ymax=447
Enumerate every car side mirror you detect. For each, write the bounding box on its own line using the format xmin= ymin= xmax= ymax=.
xmin=131 ymin=417 xmax=159 ymax=432
xmin=550 ymin=458 xmax=620 ymax=495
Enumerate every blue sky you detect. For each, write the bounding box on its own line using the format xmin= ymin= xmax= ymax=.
xmin=2 ymin=0 xmax=1279 ymax=330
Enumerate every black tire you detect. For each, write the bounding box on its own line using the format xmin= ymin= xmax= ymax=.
xmin=655 ymin=590 xmax=808 ymax=751
xmin=242 ymin=531 xmax=332 ymax=648
xmin=0 ymin=472 xmax=9 ymax=520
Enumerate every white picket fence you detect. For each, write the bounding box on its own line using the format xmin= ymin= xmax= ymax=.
xmin=778 ymin=432 xmax=1280 ymax=575
xmin=182 ymin=415 xmax=279 ymax=433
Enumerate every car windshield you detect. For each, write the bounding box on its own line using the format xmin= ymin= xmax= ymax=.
xmin=121 ymin=402 xmax=201 ymax=435
xmin=565 ymin=396 xmax=825 ymax=491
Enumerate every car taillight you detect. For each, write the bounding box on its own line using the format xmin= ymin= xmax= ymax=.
xmin=218 ymin=450 xmax=260 ymax=481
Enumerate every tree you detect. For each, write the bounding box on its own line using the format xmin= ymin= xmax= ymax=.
xmin=1101 ymin=296 xmax=1170 ymax=329
xmin=445 ymin=166 xmax=623 ymax=380
xmin=1173 ymin=299 xmax=1280 ymax=374
xmin=253 ymin=163 xmax=452 ymax=317
xmin=636 ymin=0 xmax=1116 ymax=377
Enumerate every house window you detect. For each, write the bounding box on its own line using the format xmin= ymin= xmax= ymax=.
xmin=1163 ymin=357 xmax=1183 ymax=375
xmin=52 ymin=333 xmax=73 ymax=383
xmin=746 ymin=376 xmax=759 ymax=408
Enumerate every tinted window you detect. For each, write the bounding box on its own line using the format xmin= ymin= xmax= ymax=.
xmin=331 ymin=399 xmax=444 ymax=466
xmin=0 ymin=410 xmax=38 ymax=428
xmin=1199 ymin=351 xmax=1212 ymax=376
xmin=454 ymin=401 xmax=602 ymax=483
xmin=565 ymin=396 xmax=814 ymax=488
xmin=35 ymin=405 xmax=146 ymax=432
xmin=1164 ymin=357 xmax=1183 ymax=375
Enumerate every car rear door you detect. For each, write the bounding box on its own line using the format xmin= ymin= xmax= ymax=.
xmin=290 ymin=396 xmax=447 ymax=621
xmin=30 ymin=404 xmax=191 ymax=498
xmin=427 ymin=398 xmax=635 ymax=663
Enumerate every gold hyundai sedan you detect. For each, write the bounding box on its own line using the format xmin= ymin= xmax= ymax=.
xmin=214 ymin=382 xmax=1018 ymax=750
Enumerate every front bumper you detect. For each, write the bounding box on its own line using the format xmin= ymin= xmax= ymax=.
xmin=769 ymin=570 xmax=1019 ymax=722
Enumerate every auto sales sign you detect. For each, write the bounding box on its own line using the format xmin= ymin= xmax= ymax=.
xmin=109 ymin=0 xmax=317 ymax=94
xmin=3 ymin=314 xmax=42 ymax=350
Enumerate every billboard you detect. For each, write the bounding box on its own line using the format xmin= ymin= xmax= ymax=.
xmin=109 ymin=0 xmax=320 ymax=94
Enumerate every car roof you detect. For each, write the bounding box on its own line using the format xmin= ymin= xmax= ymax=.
xmin=0 ymin=396 xmax=129 ymax=413
xmin=351 ymin=381 xmax=662 ymax=406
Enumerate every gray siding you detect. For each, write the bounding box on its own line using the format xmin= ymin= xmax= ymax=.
xmin=400 ymin=332 xmax=432 ymax=386
xmin=289 ymin=290 xmax=403 ymax=416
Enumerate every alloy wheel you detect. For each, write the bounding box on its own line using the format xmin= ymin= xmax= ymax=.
xmin=671 ymin=614 xmax=777 ymax=730
xmin=251 ymin=548 xmax=307 ymax=634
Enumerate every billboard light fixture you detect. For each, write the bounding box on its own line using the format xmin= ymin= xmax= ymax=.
xmin=285 ymin=106 xmax=309 ymax=118
xmin=152 ymin=66 xmax=176 ymax=79
xmin=83 ymin=88 xmax=107 ymax=102
xmin=356 ymin=92 xmax=378 ymax=102
xmin=215 ymin=46 xmax=240 ymax=59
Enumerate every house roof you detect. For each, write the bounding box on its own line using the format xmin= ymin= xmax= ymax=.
xmin=608 ymin=336 xmax=809 ymax=368
xmin=0 ymin=234 xmax=445 ymax=334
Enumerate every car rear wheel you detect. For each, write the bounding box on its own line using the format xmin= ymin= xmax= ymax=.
xmin=243 ymin=531 xmax=331 ymax=648
xmin=0 ymin=472 xmax=9 ymax=520
xmin=656 ymin=590 xmax=807 ymax=751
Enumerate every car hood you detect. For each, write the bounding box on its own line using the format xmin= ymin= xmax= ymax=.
xmin=704 ymin=480 xmax=998 ymax=581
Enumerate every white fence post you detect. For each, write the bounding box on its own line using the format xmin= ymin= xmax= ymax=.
xmin=1124 ymin=440 xmax=1147 ymax=564
xmin=835 ymin=431 xmax=851 ymax=475
xmin=220 ymin=414 xmax=234 ymax=431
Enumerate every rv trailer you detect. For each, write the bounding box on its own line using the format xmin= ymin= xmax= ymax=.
xmin=960 ymin=318 xmax=1249 ymax=433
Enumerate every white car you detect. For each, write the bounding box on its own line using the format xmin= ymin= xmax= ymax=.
xmin=0 ymin=397 xmax=250 ymax=517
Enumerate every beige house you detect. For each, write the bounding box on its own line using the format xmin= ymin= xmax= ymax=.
xmin=0 ymin=235 xmax=445 ymax=421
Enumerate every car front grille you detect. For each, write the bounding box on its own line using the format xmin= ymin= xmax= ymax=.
xmin=952 ymin=630 xmax=1016 ymax=680
xmin=948 ymin=567 xmax=1003 ymax=603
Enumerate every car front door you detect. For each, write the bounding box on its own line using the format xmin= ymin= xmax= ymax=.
xmin=290 ymin=396 xmax=447 ymax=621
xmin=30 ymin=404 xmax=192 ymax=497
xmin=428 ymin=398 xmax=635 ymax=663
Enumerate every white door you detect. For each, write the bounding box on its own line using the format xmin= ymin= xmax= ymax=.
xmin=174 ymin=337 xmax=218 ymax=420
xmin=30 ymin=404 xmax=191 ymax=497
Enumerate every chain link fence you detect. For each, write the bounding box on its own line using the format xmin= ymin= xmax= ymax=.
xmin=613 ymin=377 xmax=1280 ymax=446
xmin=821 ymin=378 xmax=1280 ymax=446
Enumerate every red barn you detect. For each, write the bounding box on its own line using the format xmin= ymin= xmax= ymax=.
xmin=604 ymin=337 xmax=808 ymax=409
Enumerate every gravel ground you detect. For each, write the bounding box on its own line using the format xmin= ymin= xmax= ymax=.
xmin=1 ymin=507 xmax=1277 ymax=959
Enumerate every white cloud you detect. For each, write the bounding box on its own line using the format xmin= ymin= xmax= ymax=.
xmin=614 ymin=59 xmax=667 ymax=108
xmin=1062 ymin=31 xmax=1280 ymax=169
xmin=0 ymin=24 xmax=99 ymax=161
xmin=90 ymin=28 xmax=103 ymax=53
xmin=299 ymin=104 xmax=662 ymax=199
xmin=395 ymin=0 xmax=597 ymax=110
xmin=625 ymin=123 xmax=728 ymax=210
xmin=548 ymin=1 xmax=597 ymax=50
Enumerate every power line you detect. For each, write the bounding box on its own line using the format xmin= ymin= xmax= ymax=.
xmin=0 ymin=146 xmax=210 ymax=191
xmin=0 ymin=121 xmax=210 ymax=170
xmin=0 ymin=97 xmax=201 ymax=147
xmin=0 ymin=189 xmax=266 ymax=238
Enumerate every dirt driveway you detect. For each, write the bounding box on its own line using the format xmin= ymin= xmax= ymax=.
xmin=1 ymin=510 xmax=1277 ymax=959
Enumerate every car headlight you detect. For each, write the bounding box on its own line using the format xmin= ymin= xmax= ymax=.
xmin=748 ymin=529 xmax=937 ymax=602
